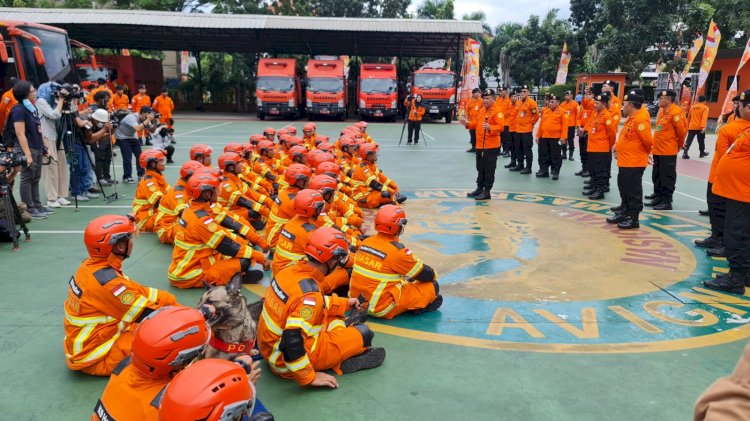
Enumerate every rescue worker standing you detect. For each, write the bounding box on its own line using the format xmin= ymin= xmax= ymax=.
xmin=466 ymin=89 xmax=504 ymax=200
xmin=349 ymin=204 xmax=442 ymax=319
xmin=608 ymin=89 xmax=653 ymax=229
xmin=462 ymin=88 xmax=482 ymax=153
xmin=64 ymin=215 xmax=177 ymax=376
xmin=504 ymin=91 xmax=519 ymax=169
xmin=258 ymin=227 xmax=386 ymax=388
xmin=152 ymin=87 xmax=175 ymax=144
xmin=581 ymin=93 xmax=617 ymax=200
xmin=559 ymin=90 xmax=578 ymax=161
xmin=111 ymin=85 xmax=129 ymax=112
xmin=684 ymin=95 xmax=710 ymax=159
xmin=534 ymin=94 xmax=568 ymax=180
xmin=646 ymin=90 xmax=687 ymax=211
xmin=512 ymin=85 xmax=539 ymax=174
xmin=495 ymin=86 xmax=512 ymax=157
xmin=130 ymin=85 xmax=152 ymax=145
xmin=405 ymin=94 xmax=425 ymax=145
xmin=575 ymin=87 xmax=595 ymax=177
xmin=703 ymin=89 xmax=750 ymax=294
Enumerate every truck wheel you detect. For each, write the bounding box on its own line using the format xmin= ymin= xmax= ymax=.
xmin=309 ymin=114 xmax=315 ymax=122
xmin=258 ymin=113 xmax=265 ymax=120
xmin=445 ymin=112 xmax=453 ymax=124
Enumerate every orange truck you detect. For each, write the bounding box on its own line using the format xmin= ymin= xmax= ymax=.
xmin=410 ymin=67 xmax=457 ymax=123
xmin=357 ymin=63 xmax=398 ymax=121
xmin=305 ymin=59 xmax=347 ymax=121
xmin=256 ymin=58 xmax=303 ymax=120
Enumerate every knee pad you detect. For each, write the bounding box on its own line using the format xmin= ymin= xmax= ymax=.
xmin=353 ymin=323 xmax=374 ymax=347
xmin=239 ymin=258 xmax=251 ymax=272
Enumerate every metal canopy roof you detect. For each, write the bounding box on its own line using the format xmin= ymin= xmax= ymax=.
xmin=0 ymin=8 xmax=483 ymax=57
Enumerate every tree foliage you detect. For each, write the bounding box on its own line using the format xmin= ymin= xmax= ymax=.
xmin=416 ymin=0 xmax=454 ymax=19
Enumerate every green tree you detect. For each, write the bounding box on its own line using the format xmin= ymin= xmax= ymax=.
xmin=416 ymin=0 xmax=454 ymax=19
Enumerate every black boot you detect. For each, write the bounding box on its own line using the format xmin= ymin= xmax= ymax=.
xmin=645 ymin=193 xmax=656 ymax=200
xmin=588 ymin=191 xmax=604 ymax=200
xmin=700 ymin=151 xmax=710 ymax=158
xmin=520 ymin=163 xmax=532 ymax=174
xmin=606 ymin=214 xmax=628 ymax=224
xmin=551 ymin=173 xmax=559 ymax=180
xmin=536 ymin=171 xmax=549 ymax=178
xmin=645 ymin=199 xmax=662 ymax=207
xmin=466 ymin=187 xmax=483 ymax=198
xmin=582 ymin=189 xmax=597 ymax=196
xmin=574 ymin=170 xmax=585 ymax=176
xmin=695 ymin=236 xmax=722 ymax=249
xmin=617 ymin=216 xmax=640 ymax=229
xmin=504 ymin=162 xmax=516 ymax=169
xmin=703 ymin=271 xmax=746 ymax=295
xmin=340 ymin=347 xmax=386 ymax=374
xmin=653 ymin=202 xmax=672 ymax=210
xmin=580 ymin=171 xmax=590 ymax=177
xmin=610 ymin=205 xmax=622 ymax=213
xmin=707 ymin=246 xmax=726 ymax=257
xmin=510 ymin=165 xmax=523 ymax=172
xmin=568 ymin=150 xmax=575 ymax=161
xmin=474 ymin=189 xmax=491 ymax=200
xmin=698 ymin=209 xmax=710 ymax=216
xmin=411 ymin=295 xmax=444 ymax=314
xmin=682 ymin=151 xmax=690 ymax=159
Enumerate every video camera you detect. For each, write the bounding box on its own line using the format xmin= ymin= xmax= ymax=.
xmin=51 ymin=83 xmax=86 ymax=102
xmin=0 ymin=151 xmax=27 ymax=169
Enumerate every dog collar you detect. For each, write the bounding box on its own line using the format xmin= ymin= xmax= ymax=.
xmin=209 ymin=336 xmax=256 ymax=355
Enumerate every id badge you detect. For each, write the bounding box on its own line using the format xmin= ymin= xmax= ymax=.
xmin=520 ymin=111 xmax=525 ymax=118
xmin=591 ymin=128 xmax=596 ymax=134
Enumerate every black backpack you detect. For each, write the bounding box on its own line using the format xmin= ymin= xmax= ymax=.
xmin=1 ymin=104 xmax=21 ymax=149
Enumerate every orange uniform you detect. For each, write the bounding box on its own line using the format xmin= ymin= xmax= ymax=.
xmin=93 ymin=357 xmax=165 ymax=421
xmin=266 ymin=187 xmax=301 ymax=250
xmin=349 ymin=233 xmax=437 ymax=319
xmin=652 ymin=103 xmax=688 ymax=155
xmin=506 ymin=100 xmax=518 ymax=133
xmin=152 ymin=95 xmax=175 ymax=128
xmin=272 ymin=215 xmax=318 ymax=276
xmin=473 ymin=103 xmax=505 ymax=149
xmin=577 ymin=97 xmax=595 ymax=129
xmin=494 ymin=96 xmax=511 ymax=121
xmin=712 ymin=119 xmax=750 ymax=202
xmin=111 ymin=93 xmax=130 ymax=111
xmin=64 ymin=255 xmax=176 ymax=376
xmin=0 ymin=88 xmax=17 ymax=133
xmin=154 ymin=180 xmax=188 ymax=244
xmin=351 ymin=161 xmax=398 ymax=208
xmin=258 ymin=260 xmax=366 ymax=385
xmin=405 ymin=99 xmax=426 ymax=121
xmin=559 ymin=99 xmax=579 ymax=126
xmin=616 ymin=107 xmax=653 ymax=167
xmin=535 ymin=106 xmax=569 ymax=140
xmin=585 ymin=109 xmax=617 ymax=152
xmin=465 ymin=96 xmax=483 ymax=128
xmin=168 ymin=201 xmax=266 ymax=288
xmin=709 ymin=119 xmax=750 ymax=184
xmin=217 ymin=172 xmax=269 ymax=223
xmin=131 ymin=93 xmax=151 ymax=113
xmin=87 ymin=86 xmax=113 ymax=106
xmin=688 ymin=102 xmax=710 ymax=131
xmin=515 ymin=97 xmax=539 ymax=133
xmin=132 ymin=170 xmax=169 ymax=232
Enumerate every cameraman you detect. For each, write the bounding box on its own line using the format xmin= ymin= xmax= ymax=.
xmin=151 ymin=125 xmax=175 ymax=163
xmin=90 ymin=90 xmax=115 ymax=185
xmin=36 ymin=81 xmax=70 ymax=208
xmin=65 ymin=92 xmax=101 ymax=202
xmin=114 ymin=105 xmax=158 ymax=183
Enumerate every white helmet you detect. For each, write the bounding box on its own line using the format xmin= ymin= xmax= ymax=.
xmin=91 ymin=109 xmax=110 ymax=123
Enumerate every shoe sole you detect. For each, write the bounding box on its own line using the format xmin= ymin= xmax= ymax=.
xmin=340 ymin=348 xmax=386 ymax=374
xmin=703 ymin=282 xmax=744 ymax=294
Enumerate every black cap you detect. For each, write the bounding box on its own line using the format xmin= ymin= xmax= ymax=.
xmin=547 ymin=93 xmax=559 ymax=101
xmin=520 ymin=85 xmax=530 ymax=91
xmin=97 ymin=78 xmax=106 ymax=84
xmin=740 ymin=89 xmax=750 ymax=102
xmin=160 ymin=87 xmax=168 ymax=93
xmin=472 ymin=88 xmax=481 ymax=94
xmin=698 ymin=95 xmax=707 ymax=102
xmin=623 ymin=90 xmax=644 ymax=105
xmin=603 ymin=79 xmax=613 ymax=86
xmin=482 ymin=89 xmax=496 ymax=97
xmin=594 ymin=92 xmax=610 ymax=103
xmin=140 ymin=105 xmax=154 ymax=114
xmin=732 ymin=95 xmax=740 ymax=101
xmin=115 ymin=85 xmax=124 ymax=91
xmin=657 ymin=90 xmax=677 ymax=100
xmin=564 ymin=90 xmax=572 ymax=95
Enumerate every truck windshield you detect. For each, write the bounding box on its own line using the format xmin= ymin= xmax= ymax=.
xmin=78 ymin=67 xmax=110 ymax=83
xmin=414 ymin=73 xmax=454 ymax=89
xmin=361 ymin=78 xmax=396 ymax=94
xmin=257 ymin=76 xmax=294 ymax=92
xmin=20 ymin=26 xmax=77 ymax=85
xmin=307 ymin=77 xmax=343 ymax=93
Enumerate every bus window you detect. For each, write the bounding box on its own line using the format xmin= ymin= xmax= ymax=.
xmin=1 ymin=45 xmax=19 ymax=91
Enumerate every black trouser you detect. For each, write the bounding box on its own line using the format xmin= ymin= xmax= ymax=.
xmin=684 ymin=130 xmax=706 ymax=154
xmin=588 ymin=152 xmax=610 ymax=192
xmin=651 ymin=155 xmax=677 ymax=203
xmin=510 ymin=132 xmax=521 ymax=165
xmin=578 ymin=131 xmax=589 ymax=171
xmin=707 ymin=182 xmax=726 ymax=242
xmin=92 ymin=140 xmax=112 ymax=181
xmin=501 ymin=126 xmax=511 ymax=153
xmin=618 ymin=167 xmax=645 ymax=220
xmin=475 ymin=148 xmax=500 ymax=190
xmin=724 ymin=198 xmax=750 ymax=272
xmin=163 ymin=145 xmax=175 ymax=162
xmin=407 ymin=120 xmax=421 ymax=143
xmin=538 ymin=138 xmax=562 ymax=174
xmin=118 ymin=138 xmax=144 ymax=180
xmin=18 ymin=147 xmax=43 ymax=209
xmin=518 ymin=132 xmax=533 ymax=169
xmin=469 ymin=129 xmax=476 ymax=149
xmin=562 ymin=126 xmax=576 ymax=155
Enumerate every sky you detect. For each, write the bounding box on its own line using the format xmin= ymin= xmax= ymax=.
xmin=410 ymin=0 xmax=572 ymax=27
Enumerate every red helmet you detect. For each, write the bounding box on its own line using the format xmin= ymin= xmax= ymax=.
xmin=288 ymin=145 xmax=308 ymax=162
xmin=139 ymin=149 xmax=166 ymax=169
xmin=286 ymin=126 xmax=298 ymax=135
xmin=131 ymin=306 xmax=210 ymax=380
xmin=189 ymin=144 xmax=213 ymax=161
xmin=263 ymin=127 xmax=276 ymax=136
xmin=217 ymin=152 xmax=243 ymax=172
xmin=186 ymin=172 xmax=220 ymax=200
xmin=303 ymin=122 xmax=316 ymax=132
xmin=278 ymin=134 xmax=292 ymax=146
xmin=158 ymin=359 xmax=256 ymax=421
xmin=316 ymin=161 xmax=341 ymax=178
xmin=308 ymin=150 xmax=335 ymax=169
xmin=309 ymin=174 xmax=338 ymax=198
xmin=293 ymin=189 xmax=325 ymax=218
xmin=256 ymin=140 xmax=275 ymax=154
xmin=375 ymin=204 xmax=407 ymax=235
xmin=305 ymin=226 xmax=349 ymax=264
xmin=317 ymin=142 xmax=334 ymax=153
xmin=355 ymin=121 xmax=368 ymax=130
xmin=317 ymin=135 xmax=330 ymax=142
xmin=223 ymin=143 xmax=244 ymax=155
xmin=241 ymin=143 xmax=254 ymax=158
xmin=284 ymin=163 xmax=313 ymax=186
xmin=287 ymin=136 xmax=305 ymax=148
xmin=180 ymin=160 xmax=204 ymax=180
xmin=359 ymin=142 xmax=378 ymax=160
xmin=84 ymin=215 xmax=137 ymax=258
xmin=196 ymin=167 xmax=222 ymax=178
xmin=249 ymin=134 xmax=265 ymax=145
xmin=339 ymin=137 xmax=358 ymax=152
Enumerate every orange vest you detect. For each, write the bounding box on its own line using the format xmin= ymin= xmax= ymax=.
xmin=712 ymin=119 xmax=750 ymax=202
xmin=535 ymin=106 xmax=569 ymax=140
xmin=585 ymin=109 xmax=618 ymax=152
xmin=652 ymin=103 xmax=688 ymax=155
xmin=0 ymin=89 xmax=17 ymax=133
xmin=559 ymin=99 xmax=579 ymax=126
xmin=688 ymin=102 xmax=710 ymax=131
xmin=578 ymin=97 xmax=595 ymax=128
xmin=272 ymin=215 xmax=320 ymax=276
xmin=155 ymin=179 xmax=188 ymax=243
xmin=615 ymin=107 xmax=653 ymax=168
xmin=266 ymin=187 xmax=301 ymax=250
xmin=465 ymin=96 xmax=483 ymax=128
xmin=507 ymin=101 xmax=518 ymax=132
xmin=93 ymin=357 xmax=166 ymax=421
xmin=352 ymin=161 xmax=398 ymax=196
xmin=515 ymin=97 xmax=539 ymax=133
xmin=405 ymin=99 xmax=426 ymax=121
xmin=132 ymin=170 xmax=169 ymax=232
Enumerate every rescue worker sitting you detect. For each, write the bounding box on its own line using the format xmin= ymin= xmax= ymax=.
xmin=352 ymin=143 xmax=406 ymax=208
xmin=155 ymin=160 xmax=203 ymax=245
xmin=216 ymin=152 xmax=269 ymax=228
xmin=168 ymin=171 xmax=268 ymax=288
xmin=132 ymin=150 xmax=170 ymax=232
xmin=271 ymin=189 xmax=325 ymax=275
xmin=64 ymin=215 xmax=178 ymax=376
xmin=189 ymin=144 xmax=213 ymax=166
xmin=258 ymin=227 xmax=386 ymax=388
xmin=349 ymin=204 xmax=442 ymax=319
xmin=266 ymin=163 xmax=313 ymax=252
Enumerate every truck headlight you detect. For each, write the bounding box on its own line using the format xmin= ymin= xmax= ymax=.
xmin=338 ymin=99 xmax=344 ymax=108
xmin=256 ymin=98 xmax=262 ymax=106
xmin=449 ymin=95 xmax=455 ymax=104
xmin=306 ymin=99 xmax=312 ymax=107
xmin=359 ymin=99 xmax=366 ymax=108
xmin=391 ymin=100 xmax=397 ymax=109
xmin=288 ymin=98 xmax=294 ymax=107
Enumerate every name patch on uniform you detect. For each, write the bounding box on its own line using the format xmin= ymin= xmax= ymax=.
xmin=94 ymin=399 xmax=115 ymax=421
xmin=178 ymin=217 xmax=187 ymax=228
xmin=270 ymin=279 xmax=288 ymax=303
xmin=360 ymin=245 xmax=387 ymax=260
xmin=280 ymin=229 xmax=296 ymax=241
xmin=69 ymin=277 xmax=83 ymax=298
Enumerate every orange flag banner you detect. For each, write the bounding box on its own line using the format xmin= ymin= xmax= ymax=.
xmin=555 ymin=42 xmax=572 ymax=85
xmin=721 ymin=37 xmax=750 ymax=115
xmin=697 ymin=20 xmax=721 ymax=90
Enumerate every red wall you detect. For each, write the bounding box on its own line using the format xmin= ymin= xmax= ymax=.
xmin=704 ymin=57 xmax=750 ymax=119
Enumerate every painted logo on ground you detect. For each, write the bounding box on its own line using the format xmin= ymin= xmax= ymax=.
xmin=369 ymin=190 xmax=750 ymax=353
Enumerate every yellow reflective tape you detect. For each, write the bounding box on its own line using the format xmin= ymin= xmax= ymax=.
xmin=285 ymin=354 xmax=312 ymax=372
xmin=275 ymin=247 xmax=306 ymax=262
xmin=327 ymin=319 xmax=345 ymax=332
xmin=286 ymin=317 xmax=323 ymax=337
xmin=64 ymin=312 xmax=114 ymax=326
xmin=147 ymin=288 xmax=159 ymax=303
xmin=352 ymin=265 xmax=402 ymax=282
xmin=72 ymin=324 xmax=94 ymax=356
xmin=121 ymin=296 xmax=148 ymax=323
xmin=269 ymin=213 xmax=289 ymax=224
xmin=261 ymin=309 xmax=283 ymax=336
xmin=405 ymin=259 xmax=424 ymax=279
xmin=77 ymin=332 xmax=120 ymax=363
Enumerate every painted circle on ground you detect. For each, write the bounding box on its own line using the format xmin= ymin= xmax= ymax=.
xmin=366 ymin=190 xmax=750 ymax=353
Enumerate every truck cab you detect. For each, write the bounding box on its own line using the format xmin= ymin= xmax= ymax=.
xmin=357 ymin=63 xmax=398 ymax=121
xmin=256 ymin=58 xmax=302 ymax=120
xmin=411 ymin=67 xmax=457 ymax=123
xmin=306 ymin=59 xmax=347 ymax=121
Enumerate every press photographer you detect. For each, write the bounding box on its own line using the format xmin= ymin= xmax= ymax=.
xmin=114 ymin=106 xmax=159 ymax=184
xmin=36 ymin=81 xmax=71 ymax=209
xmin=150 ymin=125 xmax=175 ymax=163
xmin=89 ymin=90 xmax=116 ymax=186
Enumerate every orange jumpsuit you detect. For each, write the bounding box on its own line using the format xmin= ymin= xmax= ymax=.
xmin=577 ymin=96 xmax=595 ymax=129
xmin=93 ymin=357 xmax=165 ymax=421
xmin=218 ymin=172 xmax=269 ymax=223
xmin=708 ymin=120 xmax=750 ymax=185
xmin=258 ymin=260 xmax=366 ymax=385
xmin=154 ymin=180 xmax=188 ymax=244
xmin=0 ymin=89 xmax=17 ymax=133
xmin=64 ymin=254 xmax=176 ymax=376
xmin=351 ymin=161 xmax=399 ymax=209
xmin=515 ymin=97 xmax=539 ymax=134
xmin=585 ymin=109 xmax=617 ymax=152
xmin=152 ymin=95 xmax=175 ymax=128
xmin=349 ymin=233 xmax=437 ymax=319
xmin=653 ymin=103 xmax=688 ymax=156
xmin=688 ymin=102 xmax=710 ymax=131
xmin=465 ymin=96 xmax=482 ymax=126
xmin=405 ymin=99 xmax=426 ymax=121
xmin=168 ymin=201 xmax=266 ymax=288
xmin=266 ymin=187 xmax=301 ymax=251
xmin=131 ymin=93 xmax=152 ymax=138
xmin=111 ymin=93 xmax=130 ymax=111
xmin=132 ymin=170 xmax=169 ymax=232
xmin=616 ymin=107 xmax=653 ymax=168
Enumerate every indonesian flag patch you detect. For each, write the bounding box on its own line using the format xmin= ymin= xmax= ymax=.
xmin=303 ymin=298 xmax=316 ymax=306
xmin=112 ymin=284 xmax=127 ymax=297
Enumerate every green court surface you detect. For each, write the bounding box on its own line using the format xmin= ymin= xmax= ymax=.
xmin=2 ymin=115 xmax=748 ymax=420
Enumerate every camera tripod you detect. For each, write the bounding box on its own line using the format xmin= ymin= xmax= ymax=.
xmin=0 ymin=175 xmax=30 ymax=251
xmin=398 ymin=103 xmax=428 ymax=147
